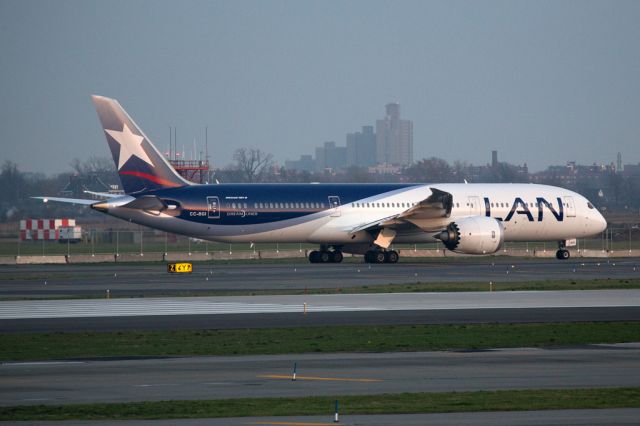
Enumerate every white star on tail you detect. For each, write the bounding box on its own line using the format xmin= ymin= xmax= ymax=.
xmin=105 ymin=123 xmax=153 ymax=170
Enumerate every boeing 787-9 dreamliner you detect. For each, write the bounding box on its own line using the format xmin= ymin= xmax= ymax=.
xmin=36 ymin=96 xmax=608 ymax=263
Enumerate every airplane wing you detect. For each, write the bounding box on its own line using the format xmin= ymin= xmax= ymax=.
xmin=349 ymin=213 xmax=402 ymax=234
xmin=348 ymin=187 xmax=453 ymax=247
xmin=397 ymin=188 xmax=452 ymax=221
xmin=31 ymin=196 xmax=99 ymax=206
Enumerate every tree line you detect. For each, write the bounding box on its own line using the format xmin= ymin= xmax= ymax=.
xmin=1 ymin=149 xmax=639 ymax=223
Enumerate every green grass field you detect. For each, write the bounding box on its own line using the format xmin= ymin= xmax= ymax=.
xmin=1 ymin=388 xmax=639 ymax=421
xmin=2 ymin=322 xmax=638 ymax=361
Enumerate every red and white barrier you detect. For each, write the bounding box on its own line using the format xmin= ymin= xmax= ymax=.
xmin=19 ymin=219 xmax=76 ymax=241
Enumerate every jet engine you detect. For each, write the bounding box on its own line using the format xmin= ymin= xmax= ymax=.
xmin=434 ymin=216 xmax=504 ymax=255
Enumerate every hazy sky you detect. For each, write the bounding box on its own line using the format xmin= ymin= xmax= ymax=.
xmin=1 ymin=0 xmax=639 ymax=175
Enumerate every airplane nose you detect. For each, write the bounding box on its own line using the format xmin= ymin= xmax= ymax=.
xmin=595 ymin=211 xmax=607 ymax=233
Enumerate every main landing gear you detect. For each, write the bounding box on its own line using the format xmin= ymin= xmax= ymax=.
xmin=308 ymin=249 xmax=343 ymax=263
xmin=307 ymin=246 xmax=400 ymax=264
xmin=364 ymin=250 xmax=399 ymax=264
xmin=556 ymin=241 xmax=570 ymax=260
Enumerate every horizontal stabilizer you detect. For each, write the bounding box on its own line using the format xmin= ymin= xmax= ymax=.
xmin=83 ymin=190 xmax=120 ymax=199
xmin=31 ymin=196 xmax=98 ymax=206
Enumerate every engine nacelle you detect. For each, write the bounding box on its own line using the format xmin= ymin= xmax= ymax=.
xmin=435 ymin=216 xmax=504 ymax=255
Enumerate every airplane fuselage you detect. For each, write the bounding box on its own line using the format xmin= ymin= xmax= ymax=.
xmin=98 ymin=182 xmax=607 ymax=247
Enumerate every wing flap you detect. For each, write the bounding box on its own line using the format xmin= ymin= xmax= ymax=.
xmin=349 ymin=213 xmax=402 ymax=234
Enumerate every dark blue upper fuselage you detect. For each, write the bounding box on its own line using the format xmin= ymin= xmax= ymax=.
xmin=152 ymin=183 xmax=418 ymax=225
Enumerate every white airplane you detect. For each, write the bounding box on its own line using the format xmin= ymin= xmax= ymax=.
xmin=37 ymin=95 xmax=608 ymax=263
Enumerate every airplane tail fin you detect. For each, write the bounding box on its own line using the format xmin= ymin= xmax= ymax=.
xmin=91 ymin=95 xmax=190 ymax=194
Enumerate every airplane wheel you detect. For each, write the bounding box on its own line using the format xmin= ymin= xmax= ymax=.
xmin=556 ymin=249 xmax=570 ymax=260
xmin=385 ymin=250 xmax=399 ymax=263
xmin=309 ymin=250 xmax=320 ymax=263
xmin=373 ymin=251 xmax=386 ymax=264
xmin=319 ymin=251 xmax=331 ymax=263
xmin=331 ymin=251 xmax=344 ymax=263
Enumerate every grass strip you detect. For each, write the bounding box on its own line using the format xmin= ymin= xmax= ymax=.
xmin=2 ymin=278 xmax=640 ymax=301
xmin=1 ymin=322 xmax=638 ymax=361
xmin=1 ymin=388 xmax=639 ymax=421
xmin=294 ymin=278 xmax=640 ymax=295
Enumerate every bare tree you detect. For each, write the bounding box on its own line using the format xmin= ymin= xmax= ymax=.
xmin=233 ymin=148 xmax=274 ymax=182
xmin=70 ymin=156 xmax=115 ymax=175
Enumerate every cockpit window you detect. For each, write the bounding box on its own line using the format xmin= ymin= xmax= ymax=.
xmin=587 ymin=202 xmax=595 ymax=209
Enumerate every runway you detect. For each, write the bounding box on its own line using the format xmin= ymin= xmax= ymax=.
xmin=1 ymin=290 xmax=639 ymax=332
xmin=1 ymin=344 xmax=639 ymax=406
xmin=1 ymin=258 xmax=638 ymax=299
xmin=3 ymin=289 xmax=639 ymax=319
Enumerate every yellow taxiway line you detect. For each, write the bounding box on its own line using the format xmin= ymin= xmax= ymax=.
xmin=248 ymin=422 xmax=340 ymax=426
xmin=258 ymin=374 xmax=381 ymax=382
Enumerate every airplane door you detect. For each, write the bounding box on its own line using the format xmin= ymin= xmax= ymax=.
xmin=563 ymin=196 xmax=576 ymax=217
xmin=328 ymin=196 xmax=341 ymax=217
xmin=207 ymin=196 xmax=220 ymax=219
xmin=468 ymin=196 xmax=482 ymax=216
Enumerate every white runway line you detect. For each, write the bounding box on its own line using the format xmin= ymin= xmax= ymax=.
xmin=0 ymin=290 xmax=638 ymax=320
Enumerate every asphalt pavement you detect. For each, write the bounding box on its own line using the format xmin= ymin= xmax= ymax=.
xmin=1 ymin=258 xmax=638 ymax=299
xmin=2 ymin=344 xmax=639 ymax=406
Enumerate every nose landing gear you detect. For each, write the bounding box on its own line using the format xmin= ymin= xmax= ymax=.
xmin=556 ymin=241 xmax=570 ymax=260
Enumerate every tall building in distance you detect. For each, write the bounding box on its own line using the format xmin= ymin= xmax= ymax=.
xmin=315 ymin=141 xmax=347 ymax=172
xmin=346 ymin=125 xmax=377 ymax=168
xmin=376 ymin=103 xmax=413 ymax=166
